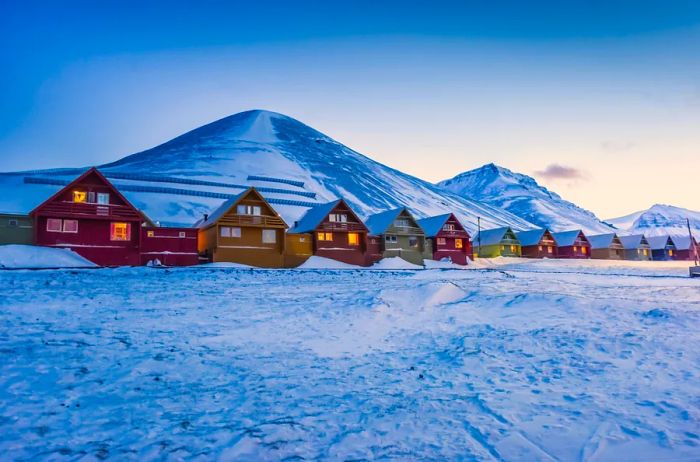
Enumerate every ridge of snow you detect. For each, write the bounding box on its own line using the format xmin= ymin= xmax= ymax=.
xmin=607 ymin=204 xmax=700 ymax=237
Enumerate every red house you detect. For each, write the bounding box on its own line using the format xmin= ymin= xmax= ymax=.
xmin=551 ymin=230 xmax=591 ymax=259
xmin=139 ymin=226 xmax=199 ymax=266
xmin=287 ymin=199 xmax=369 ymax=266
xmin=30 ymin=167 xmax=198 ymax=266
xmin=670 ymin=235 xmax=699 ymax=261
xmin=516 ymin=228 xmax=557 ymax=258
xmin=416 ymin=213 xmax=472 ymax=265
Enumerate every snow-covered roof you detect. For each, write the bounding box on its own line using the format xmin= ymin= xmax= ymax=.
xmin=587 ymin=233 xmax=617 ymax=250
xmin=195 ymin=190 xmax=247 ymax=228
xmin=515 ymin=229 xmax=548 ymax=247
xmin=551 ymin=230 xmax=586 ymax=247
xmin=365 ymin=208 xmax=405 ymax=235
xmin=647 ymin=235 xmax=674 ymax=250
xmin=474 ymin=227 xmax=514 ymax=246
xmin=618 ymin=234 xmax=648 ymax=249
xmin=670 ymin=235 xmax=697 ymax=250
xmin=288 ymin=200 xmax=341 ymax=234
xmin=416 ymin=213 xmax=452 ymax=238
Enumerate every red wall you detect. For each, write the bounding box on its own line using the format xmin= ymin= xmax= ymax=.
xmin=431 ymin=237 xmax=471 ymax=265
xmin=35 ymin=216 xmax=140 ymax=266
xmin=521 ymin=245 xmax=557 ymax=259
xmin=557 ymin=245 xmax=591 ymax=259
xmin=140 ymin=227 xmax=199 ymax=266
xmin=314 ymin=231 xmax=367 ymax=266
xmin=365 ymin=236 xmax=383 ymax=266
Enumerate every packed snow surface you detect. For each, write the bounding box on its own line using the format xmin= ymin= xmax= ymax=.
xmin=1 ymin=260 xmax=699 ymax=460
xmin=0 ymin=244 xmax=96 ymax=269
xmin=370 ymin=256 xmax=424 ymax=270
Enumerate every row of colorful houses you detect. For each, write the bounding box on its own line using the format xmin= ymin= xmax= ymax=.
xmin=0 ymin=167 xmax=697 ymax=267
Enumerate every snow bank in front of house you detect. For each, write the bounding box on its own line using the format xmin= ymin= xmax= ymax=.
xmin=197 ymin=262 xmax=255 ymax=269
xmin=370 ymin=256 xmax=424 ymax=270
xmin=423 ymin=259 xmax=469 ymax=270
xmin=296 ymin=256 xmax=361 ymax=270
xmin=0 ymin=244 xmax=97 ymax=269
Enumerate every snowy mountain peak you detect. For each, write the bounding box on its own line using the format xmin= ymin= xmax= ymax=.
xmin=437 ymin=163 xmax=613 ymax=234
xmin=607 ymin=204 xmax=700 ymax=237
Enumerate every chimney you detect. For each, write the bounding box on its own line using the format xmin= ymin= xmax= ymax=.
xmin=204 ymin=213 xmax=209 ymax=222
xmin=293 ymin=221 xmax=298 ymax=228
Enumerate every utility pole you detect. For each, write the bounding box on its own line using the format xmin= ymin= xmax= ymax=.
xmin=477 ymin=216 xmax=481 ymax=258
xmin=688 ymin=218 xmax=699 ymax=266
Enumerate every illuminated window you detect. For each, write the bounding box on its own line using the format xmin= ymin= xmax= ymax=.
xmin=46 ymin=218 xmax=62 ymax=232
xmin=262 ymin=229 xmax=276 ymax=243
xmin=501 ymin=245 xmax=505 ymax=250
xmin=573 ymin=246 xmax=578 ymax=252
xmin=643 ymin=249 xmax=649 ymax=256
xmin=437 ymin=237 xmax=446 ymax=246
xmin=409 ymin=236 xmax=419 ymax=247
xmin=669 ymin=249 xmax=674 ymax=256
xmin=110 ymin=222 xmax=130 ymax=241
xmin=538 ymin=245 xmax=543 ymax=251
xmin=547 ymin=246 xmax=553 ymax=254
xmin=97 ymin=193 xmax=109 ymax=205
xmin=73 ymin=190 xmax=87 ymax=203
xmin=455 ymin=239 xmax=463 ymax=249
xmin=237 ymin=205 xmax=261 ymax=215
xmin=329 ymin=214 xmax=348 ymax=223
xmin=582 ymin=246 xmax=587 ymax=255
xmin=147 ymin=230 xmax=155 ymax=237
xmin=348 ymin=232 xmax=359 ymax=246
xmin=511 ymin=245 xmax=517 ymax=252
xmin=318 ymin=232 xmax=333 ymax=241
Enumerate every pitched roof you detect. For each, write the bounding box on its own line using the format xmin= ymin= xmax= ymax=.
xmin=670 ymin=235 xmax=697 ymax=250
xmin=619 ymin=234 xmax=648 ymax=249
xmin=416 ymin=213 xmax=452 ymax=238
xmin=515 ymin=228 xmax=548 ymax=247
xmin=288 ymin=200 xmax=342 ymax=234
xmin=647 ymin=235 xmax=674 ymax=250
xmin=551 ymin=230 xmax=586 ymax=247
xmin=587 ymin=233 xmax=617 ymax=249
xmin=195 ymin=190 xmax=248 ymax=228
xmin=365 ymin=207 xmax=406 ymax=235
xmin=474 ymin=227 xmax=515 ymax=246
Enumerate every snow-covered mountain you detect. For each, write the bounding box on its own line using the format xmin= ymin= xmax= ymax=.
xmin=437 ymin=163 xmax=613 ymax=234
xmin=607 ymin=204 xmax=700 ymax=237
xmin=0 ymin=110 xmax=534 ymax=232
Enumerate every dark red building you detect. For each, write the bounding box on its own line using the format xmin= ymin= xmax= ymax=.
xmin=140 ymin=226 xmax=199 ymax=266
xmin=551 ymin=230 xmax=591 ymax=259
xmin=670 ymin=235 xmax=699 ymax=261
xmin=416 ymin=213 xmax=472 ymax=265
xmin=516 ymin=228 xmax=557 ymax=258
xmin=288 ymin=199 xmax=369 ymax=266
xmin=30 ymin=167 xmax=198 ymax=267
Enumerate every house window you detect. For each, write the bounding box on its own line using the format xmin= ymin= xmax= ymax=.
xmin=455 ymin=239 xmax=463 ymax=249
xmin=237 ymin=205 xmax=261 ymax=216
xmin=500 ymin=245 xmax=505 ymax=251
xmin=582 ymin=246 xmax=587 ymax=255
xmin=299 ymin=237 xmax=306 ymax=242
xmin=179 ymin=231 xmax=186 ymax=238
xmin=317 ymin=232 xmax=333 ymax=241
xmin=46 ymin=218 xmax=62 ymax=232
xmin=110 ymin=222 xmax=130 ymax=241
xmin=231 ymin=227 xmax=241 ymax=238
xmin=395 ymin=219 xmax=410 ymax=228
xmin=409 ymin=236 xmax=419 ymax=247
xmin=443 ymin=224 xmax=455 ymax=231
xmin=97 ymin=193 xmax=110 ymax=205
xmin=88 ymin=192 xmax=96 ymax=203
xmin=262 ymin=229 xmax=276 ymax=244
xmin=437 ymin=237 xmax=446 ymax=246
xmin=669 ymin=249 xmax=674 ymax=256
xmin=348 ymin=232 xmax=359 ymax=246
xmin=220 ymin=227 xmax=231 ymax=238
xmin=538 ymin=245 xmax=543 ymax=251
xmin=511 ymin=245 xmax=517 ymax=252
xmin=573 ymin=246 xmax=578 ymax=252
xmin=547 ymin=246 xmax=553 ymax=254
xmin=8 ymin=219 xmax=18 ymax=227
xmin=61 ymin=219 xmax=77 ymax=233
xmin=73 ymin=190 xmax=87 ymax=203
xmin=329 ymin=214 xmax=348 ymax=223
xmin=643 ymin=249 xmax=649 ymax=256
xmin=147 ymin=230 xmax=155 ymax=237
xmin=385 ymin=235 xmax=397 ymax=243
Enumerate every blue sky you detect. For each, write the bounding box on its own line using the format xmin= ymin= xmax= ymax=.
xmin=2 ymin=0 xmax=700 ymax=217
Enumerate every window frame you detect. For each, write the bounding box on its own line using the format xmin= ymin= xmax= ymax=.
xmin=261 ymin=229 xmax=277 ymax=244
xmin=46 ymin=218 xmax=63 ymax=233
xmin=347 ymin=232 xmax=359 ymax=246
xmin=110 ymin=222 xmax=131 ymax=241
xmin=97 ymin=193 xmax=110 ymax=205
xmin=73 ymin=190 xmax=87 ymax=203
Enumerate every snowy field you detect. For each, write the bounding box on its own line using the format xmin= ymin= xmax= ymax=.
xmin=1 ymin=259 xmax=699 ymax=461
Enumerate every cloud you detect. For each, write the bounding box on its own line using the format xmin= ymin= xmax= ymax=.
xmin=534 ymin=164 xmax=587 ymax=182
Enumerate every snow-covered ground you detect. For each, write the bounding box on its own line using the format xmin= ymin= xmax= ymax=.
xmin=1 ymin=260 xmax=699 ymax=460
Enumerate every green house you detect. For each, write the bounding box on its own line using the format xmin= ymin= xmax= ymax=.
xmin=365 ymin=207 xmax=432 ymax=265
xmin=473 ymin=226 xmax=521 ymax=258
xmin=0 ymin=212 xmax=33 ymax=245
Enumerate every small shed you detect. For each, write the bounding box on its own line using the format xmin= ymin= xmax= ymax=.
xmin=0 ymin=212 xmax=33 ymax=245
xmin=647 ymin=235 xmax=677 ymax=261
xmin=669 ymin=235 xmax=699 ymax=261
xmin=365 ymin=207 xmax=431 ymax=265
xmin=197 ymin=187 xmax=288 ymax=267
xmin=417 ymin=213 xmax=472 ymax=265
xmin=473 ymin=227 xmax=521 ymax=258
xmin=551 ymin=230 xmax=590 ymax=259
xmin=588 ymin=233 xmax=625 ymax=260
xmin=516 ymin=228 xmax=556 ymax=259
xmin=287 ymin=199 xmax=369 ymax=266
xmin=618 ymin=234 xmax=652 ymax=261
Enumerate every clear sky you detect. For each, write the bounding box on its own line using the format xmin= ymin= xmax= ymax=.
xmin=2 ymin=0 xmax=699 ymax=218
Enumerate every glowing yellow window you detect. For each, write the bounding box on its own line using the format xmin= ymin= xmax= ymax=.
xmin=582 ymin=246 xmax=587 ymax=254
xmin=317 ymin=232 xmax=333 ymax=241
xmin=538 ymin=245 xmax=543 ymax=251
xmin=348 ymin=232 xmax=359 ymax=246
xmin=455 ymin=239 xmax=463 ymax=249
xmin=669 ymin=249 xmax=674 ymax=256
xmin=573 ymin=246 xmax=578 ymax=252
xmin=501 ymin=245 xmax=505 ymax=250
xmin=511 ymin=245 xmax=517 ymax=252
xmin=73 ymin=190 xmax=87 ymax=203
xmin=110 ymin=222 xmax=131 ymax=241
xmin=547 ymin=246 xmax=553 ymax=253
xmin=643 ymin=249 xmax=649 ymax=256
xmin=147 ymin=230 xmax=155 ymax=237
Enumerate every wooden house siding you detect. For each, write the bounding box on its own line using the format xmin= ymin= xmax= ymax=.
xmin=418 ymin=213 xmax=472 ymax=265
xmin=30 ymin=168 xmax=144 ymax=266
xmin=553 ymin=231 xmax=591 ymax=259
xmin=140 ymin=227 xmax=199 ymax=266
xmin=198 ymin=188 xmax=288 ymax=268
xmin=0 ymin=213 xmax=33 ymax=245
xmin=473 ymin=228 xmax=521 ymax=258
xmin=284 ymin=234 xmax=313 ymax=267
xmin=623 ymin=247 xmax=652 ymax=261
xmin=369 ymin=209 xmax=431 ymax=265
xmin=589 ymin=234 xmax=625 ymax=260
xmin=518 ymin=230 xmax=557 ymax=259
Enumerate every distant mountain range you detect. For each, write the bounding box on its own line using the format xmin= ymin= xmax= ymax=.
xmin=437 ymin=163 xmax=614 ymax=234
xmin=607 ymin=204 xmax=700 ymax=237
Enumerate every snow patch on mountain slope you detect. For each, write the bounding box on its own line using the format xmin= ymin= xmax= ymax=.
xmin=607 ymin=204 xmax=700 ymax=237
xmin=437 ymin=163 xmax=613 ymax=234
xmin=0 ymin=110 xmax=533 ymax=232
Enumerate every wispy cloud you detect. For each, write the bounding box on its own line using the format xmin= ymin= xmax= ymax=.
xmin=534 ymin=164 xmax=587 ymax=182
